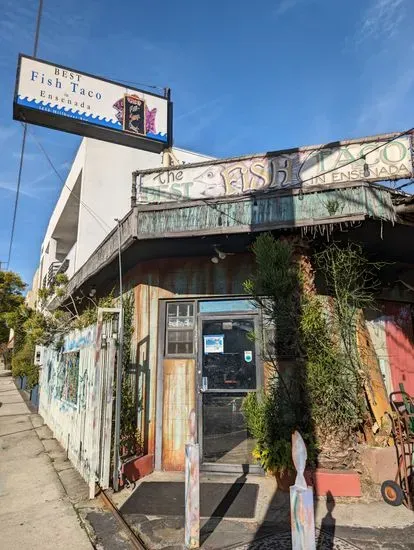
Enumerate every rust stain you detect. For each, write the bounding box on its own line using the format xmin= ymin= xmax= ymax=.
xmin=162 ymin=358 xmax=196 ymax=471
xmin=356 ymin=312 xmax=391 ymax=426
xmin=125 ymin=254 xmax=254 ymax=296
xmin=127 ymin=255 xmax=255 ymax=468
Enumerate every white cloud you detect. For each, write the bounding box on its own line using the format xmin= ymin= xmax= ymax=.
xmin=0 ymin=180 xmax=40 ymax=198
xmin=357 ymin=66 xmax=414 ymax=133
xmin=274 ymin=0 xmax=302 ymax=17
xmin=354 ymin=0 xmax=406 ymax=44
xmin=175 ymin=96 xmax=228 ymax=122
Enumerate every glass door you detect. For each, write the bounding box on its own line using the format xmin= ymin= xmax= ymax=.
xmin=198 ymin=316 xmax=260 ymax=470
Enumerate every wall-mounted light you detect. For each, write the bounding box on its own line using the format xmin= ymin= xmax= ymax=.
xmin=214 ymin=246 xmax=226 ymax=260
xmin=89 ymin=287 xmax=96 ymax=298
xmin=211 ymin=256 xmax=219 ymax=264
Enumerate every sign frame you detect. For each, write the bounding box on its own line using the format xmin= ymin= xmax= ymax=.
xmin=13 ymin=53 xmax=173 ymax=153
xmin=134 ymin=132 xmax=414 ymax=202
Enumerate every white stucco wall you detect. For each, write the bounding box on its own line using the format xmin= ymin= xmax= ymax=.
xmin=36 ymin=138 xmax=213 ymax=287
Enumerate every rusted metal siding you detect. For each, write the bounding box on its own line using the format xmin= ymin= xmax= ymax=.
xmin=136 ymin=186 xmax=396 ymax=238
xmin=162 ymin=359 xmax=196 ymax=471
xmin=133 ymin=284 xmax=173 ymax=456
xmin=128 ymin=255 xmax=255 ymax=470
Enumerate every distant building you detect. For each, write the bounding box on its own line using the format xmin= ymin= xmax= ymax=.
xmin=28 ymin=138 xmax=212 ymax=306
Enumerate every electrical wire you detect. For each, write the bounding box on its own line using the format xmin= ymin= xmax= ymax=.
xmin=109 ymin=77 xmax=164 ymax=92
xmin=6 ymin=0 xmax=44 ymax=269
xmin=298 ymin=126 xmax=414 ymax=186
xmin=395 ymin=179 xmax=414 ymax=191
xmin=26 ymin=127 xmax=112 ymax=234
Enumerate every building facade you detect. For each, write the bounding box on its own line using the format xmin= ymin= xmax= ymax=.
xmin=37 ymin=132 xmax=414 ymax=490
xmin=33 ymin=137 xmax=212 ymax=299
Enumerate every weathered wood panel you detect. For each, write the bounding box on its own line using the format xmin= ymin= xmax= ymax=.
xmin=357 ymin=314 xmax=391 ymax=426
xmin=366 ymin=312 xmax=393 ymax=396
xmin=162 ymin=359 xmax=196 ymax=471
xmin=136 ymin=186 xmax=395 ymax=238
xmin=133 ymin=284 xmax=173 ymax=456
xmin=39 ymin=324 xmax=115 ymax=490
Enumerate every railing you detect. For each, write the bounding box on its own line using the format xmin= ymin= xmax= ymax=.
xmin=42 ymin=243 xmax=77 ymax=290
xmin=46 ymin=261 xmax=62 ymax=287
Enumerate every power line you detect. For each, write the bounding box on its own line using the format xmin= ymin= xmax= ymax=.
xmin=395 ymin=179 xmax=414 ymax=191
xmin=26 ymin=127 xmax=112 ymax=233
xmin=110 ymin=77 xmax=164 ymax=92
xmin=6 ymin=0 xmax=44 ymax=269
xmin=299 ymin=127 xmax=414 ymax=186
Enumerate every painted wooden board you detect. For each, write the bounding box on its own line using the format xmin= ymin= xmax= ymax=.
xmin=162 ymin=358 xmax=196 ymax=470
xmin=357 ymin=313 xmax=391 ymax=426
xmin=365 ymin=312 xmax=393 ymax=397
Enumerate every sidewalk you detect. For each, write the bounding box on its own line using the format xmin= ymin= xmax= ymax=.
xmin=113 ymin=470 xmax=414 ymax=549
xmin=0 ymin=372 xmax=92 ymax=550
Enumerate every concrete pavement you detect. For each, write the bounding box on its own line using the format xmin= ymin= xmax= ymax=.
xmin=0 ymin=372 xmax=92 ymax=550
xmin=113 ymin=471 xmax=414 ymax=549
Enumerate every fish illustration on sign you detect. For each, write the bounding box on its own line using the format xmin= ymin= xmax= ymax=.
xmin=145 ymin=106 xmax=157 ymax=134
xmin=193 ymin=165 xmax=226 ymax=198
xmin=113 ymin=96 xmax=158 ymax=135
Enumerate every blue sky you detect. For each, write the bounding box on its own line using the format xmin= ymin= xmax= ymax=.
xmin=1 ymin=0 xmax=414 ymax=285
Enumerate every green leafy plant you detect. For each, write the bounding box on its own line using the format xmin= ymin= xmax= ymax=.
xmin=242 ymin=234 xmax=380 ymax=473
xmin=119 ymin=293 xmax=143 ymax=459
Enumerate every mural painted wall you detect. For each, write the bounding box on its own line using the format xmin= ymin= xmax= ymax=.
xmin=39 ymin=324 xmax=115 ymax=491
xmin=137 ymin=134 xmax=413 ymax=202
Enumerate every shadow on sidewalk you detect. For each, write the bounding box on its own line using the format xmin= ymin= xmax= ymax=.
xmin=200 ymin=466 xmax=249 ymax=546
xmin=317 ymin=491 xmax=335 ymax=550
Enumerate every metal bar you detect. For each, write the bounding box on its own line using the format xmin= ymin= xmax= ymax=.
xmin=112 ymin=219 xmax=124 ymax=491
xmin=99 ymin=487 xmax=147 ymax=550
xmin=33 ymin=0 xmax=44 ymax=57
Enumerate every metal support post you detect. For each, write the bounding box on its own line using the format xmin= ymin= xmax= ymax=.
xmin=112 ymin=219 xmax=124 ymax=491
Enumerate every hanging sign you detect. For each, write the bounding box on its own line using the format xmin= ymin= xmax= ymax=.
xmin=13 ymin=54 xmax=172 ymax=152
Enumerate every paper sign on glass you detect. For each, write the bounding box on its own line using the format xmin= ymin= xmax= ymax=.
xmin=204 ymin=335 xmax=224 ymax=354
xmin=244 ymin=351 xmax=253 ymax=363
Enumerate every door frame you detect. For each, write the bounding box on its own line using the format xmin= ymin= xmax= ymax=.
xmin=197 ymin=311 xmax=263 ymax=474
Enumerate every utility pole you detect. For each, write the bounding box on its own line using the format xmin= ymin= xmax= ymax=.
xmin=112 ymin=219 xmax=124 ymax=491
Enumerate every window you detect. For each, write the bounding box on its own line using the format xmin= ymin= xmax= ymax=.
xmin=166 ymin=302 xmax=194 ymax=355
